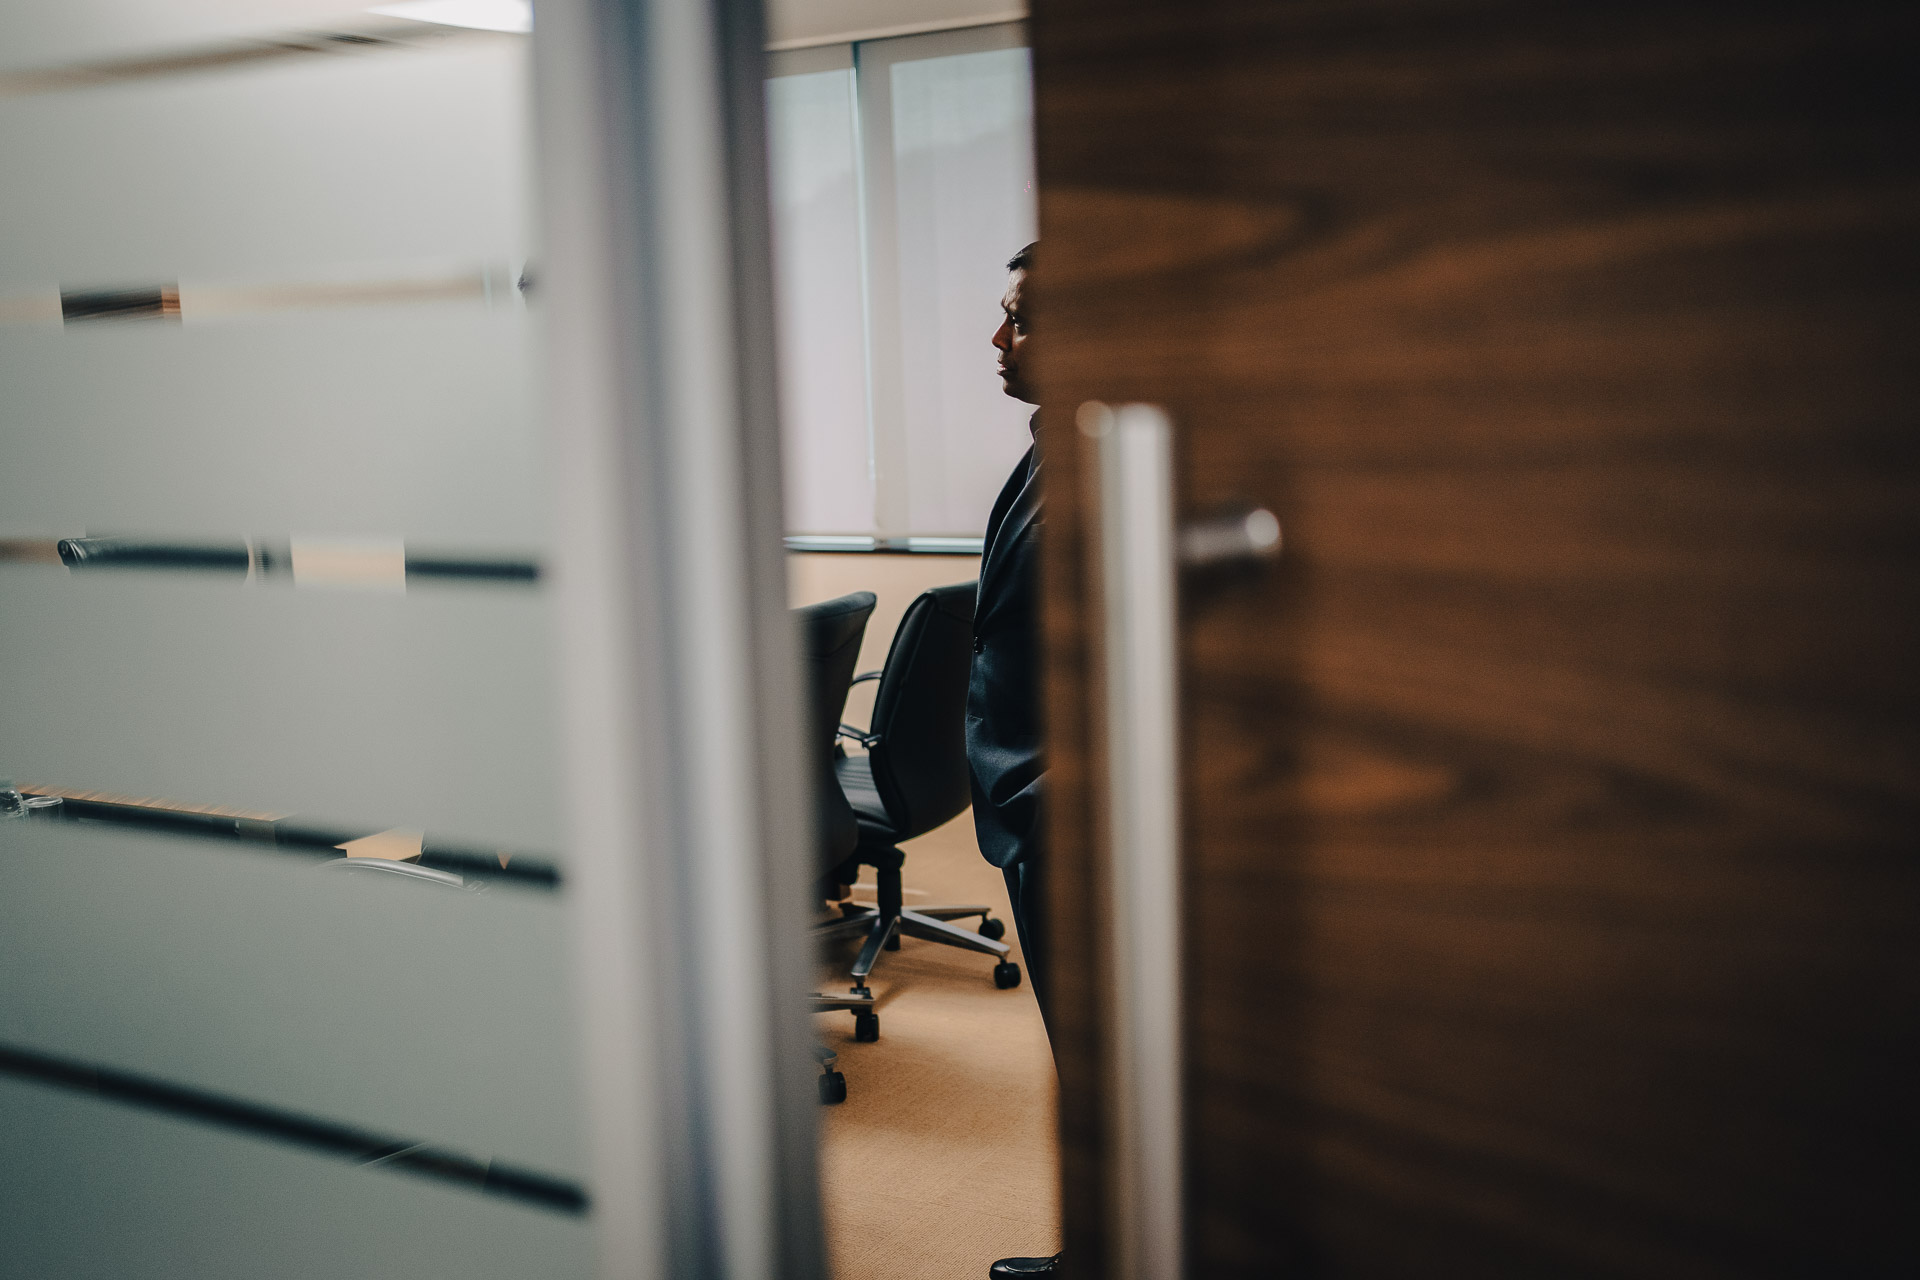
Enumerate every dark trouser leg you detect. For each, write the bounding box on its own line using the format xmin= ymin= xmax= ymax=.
xmin=1002 ymin=857 xmax=1050 ymax=1032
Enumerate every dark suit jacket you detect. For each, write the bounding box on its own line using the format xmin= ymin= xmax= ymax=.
xmin=967 ymin=439 xmax=1044 ymax=870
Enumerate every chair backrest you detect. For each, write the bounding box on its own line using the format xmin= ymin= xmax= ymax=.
xmin=864 ymin=581 xmax=977 ymax=841
xmin=794 ymin=591 xmax=877 ymax=871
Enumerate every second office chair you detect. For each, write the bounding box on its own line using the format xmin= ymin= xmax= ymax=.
xmin=819 ymin=581 xmax=1019 ymax=1039
xmin=795 ymin=590 xmax=877 ymax=1096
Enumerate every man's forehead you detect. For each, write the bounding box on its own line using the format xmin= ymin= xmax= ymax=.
xmin=1001 ymin=269 xmax=1027 ymax=312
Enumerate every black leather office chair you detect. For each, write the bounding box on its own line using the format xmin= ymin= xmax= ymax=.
xmin=793 ymin=590 xmax=876 ymax=1101
xmin=818 ymin=582 xmax=1017 ymax=1038
xmin=795 ymin=591 xmax=874 ymax=874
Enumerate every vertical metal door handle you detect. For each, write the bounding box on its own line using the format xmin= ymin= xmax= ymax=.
xmin=1079 ymin=401 xmax=1185 ymax=1280
xmin=1179 ymin=506 xmax=1282 ymax=568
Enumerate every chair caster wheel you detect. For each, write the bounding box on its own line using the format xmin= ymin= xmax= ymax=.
xmin=978 ymin=917 xmax=1007 ymax=941
xmin=818 ymin=1070 xmax=847 ymax=1104
xmin=853 ymin=1010 xmax=880 ymax=1042
xmin=994 ymin=961 xmax=1022 ymax=989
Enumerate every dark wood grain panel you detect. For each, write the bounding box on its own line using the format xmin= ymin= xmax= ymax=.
xmin=1031 ymin=0 xmax=1920 ymax=1274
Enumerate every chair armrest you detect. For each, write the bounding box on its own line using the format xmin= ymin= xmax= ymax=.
xmin=837 ymin=723 xmax=880 ymax=749
xmin=839 ymin=672 xmax=882 ymax=747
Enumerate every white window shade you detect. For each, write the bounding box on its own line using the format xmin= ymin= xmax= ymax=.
xmin=862 ymin=26 xmax=1036 ymax=539
xmin=766 ymin=56 xmax=874 ymax=535
xmin=888 ymin=41 xmax=1037 ymax=536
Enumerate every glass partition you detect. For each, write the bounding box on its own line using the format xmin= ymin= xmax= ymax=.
xmin=0 ymin=10 xmax=587 ymax=1275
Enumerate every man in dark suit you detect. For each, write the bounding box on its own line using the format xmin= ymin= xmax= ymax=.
xmin=972 ymin=243 xmax=1059 ymax=1279
xmin=970 ymin=241 xmax=1048 ymax=1008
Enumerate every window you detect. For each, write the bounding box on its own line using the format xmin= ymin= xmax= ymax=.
xmin=766 ymin=46 xmax=872 ymax=535
xmin=767 ymin=24 xmax=1037 ymax=547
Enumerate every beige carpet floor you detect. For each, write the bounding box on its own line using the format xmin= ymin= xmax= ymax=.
xmin=814 ymin=809 xmax=1060 ymax=1280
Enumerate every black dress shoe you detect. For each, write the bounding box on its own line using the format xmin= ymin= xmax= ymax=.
xmin=988 ymin=1254 xmax=1061 ymax=1278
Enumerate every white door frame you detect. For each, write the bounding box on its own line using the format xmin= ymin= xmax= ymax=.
xmin=532 ymin=2 xmax=824 ymax=1276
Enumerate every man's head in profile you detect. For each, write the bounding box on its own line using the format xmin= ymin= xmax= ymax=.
xmin=993 ymin=242 xmax=1038 ymax=407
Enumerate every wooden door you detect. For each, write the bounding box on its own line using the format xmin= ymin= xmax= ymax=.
xmin=1029 ymin=1 xmax=1920 ymax=1275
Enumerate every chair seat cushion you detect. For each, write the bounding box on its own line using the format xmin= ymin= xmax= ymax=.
xmin=834 ymin=754 xmax=900 ymax=842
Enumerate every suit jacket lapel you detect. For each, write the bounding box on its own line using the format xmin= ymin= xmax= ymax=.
xmin=979 ymin=446 xmax=1032 ymax=568
xmin=979 ymin=450 xmax=1041 ymax=603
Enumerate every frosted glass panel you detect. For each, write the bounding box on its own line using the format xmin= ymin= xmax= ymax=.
xmin=767 ymin=67 xmax=873 ymax=535
xmin=889 ymin=44 xmax=1037 ymax=536
xmin=0 ymin=38 xmax=540 ymax=550
xmin=0 ymin=822 xmax=585 ymax=1174
xmin=0 ymin=1077 xmax=592 ymax=1280
xmin=0 ymin=568 xmax=561 ymax=852
xmin=0 ymin=40 xmax=530 ymax=286
xmin=0 ymin=12 xmax=581 ymax=1267
xmin=0 ymin=2 xmax=389 ymax=76
xmin=0 ymin=312 xmax=541 ymax=548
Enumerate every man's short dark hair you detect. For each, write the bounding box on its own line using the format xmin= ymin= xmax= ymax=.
xmin=1006 ymin=242 xmax=1037 ymax=273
